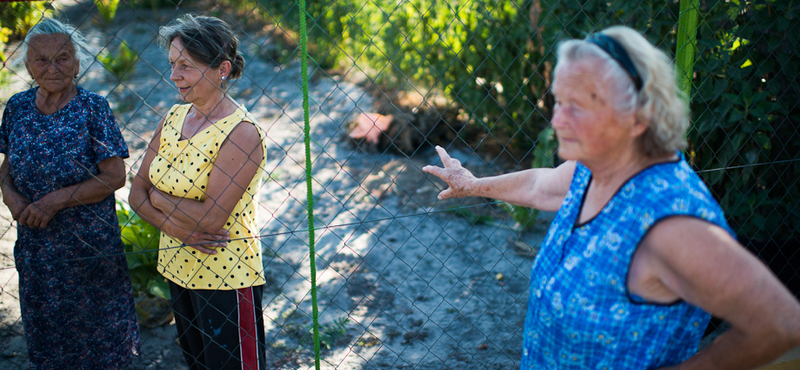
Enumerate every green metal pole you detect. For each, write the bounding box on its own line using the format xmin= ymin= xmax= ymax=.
xmin=676 ymin=0 xmax=700 ymax=101
xmin=298 ymin=0 xmax=322 ymax=368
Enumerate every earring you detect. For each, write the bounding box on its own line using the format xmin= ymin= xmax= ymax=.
xmin=221 ymin=75 xmax=226 ymax=88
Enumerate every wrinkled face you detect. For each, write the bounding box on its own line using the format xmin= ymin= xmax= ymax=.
xmin=25 ymin=34 xmax=79 ymax=94
xmin=168 ymin=38 xmax=222 ymax=104
xmin=550 ymin=60 xmax=640 ymax=163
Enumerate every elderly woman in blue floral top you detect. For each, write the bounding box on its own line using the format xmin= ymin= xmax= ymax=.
xmin=424 ymin=25 xmax=800 ymax=370
xmin=0 ymin=18 xmax=139 ymax=369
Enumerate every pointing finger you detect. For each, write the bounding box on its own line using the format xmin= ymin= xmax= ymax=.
xmin=435 ymin=145 xmax=452 ymax=165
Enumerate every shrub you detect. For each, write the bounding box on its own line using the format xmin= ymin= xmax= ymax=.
xmin=98 ymin=41 xmax=138 ymax=81
xmin=116 ymin=201 xmax=169 ymax=300
xmin=689 ymin=0 xmax=799 ymax=240
xmin=95 ymin=0 xmax=121 ymax=25
xmin=263 ymin=0 xmax=796 ymax=240
xmin=0 ymin=2 xmax=51 ymax=68
xmin=261 ymin=0 xmax=678 ymax=162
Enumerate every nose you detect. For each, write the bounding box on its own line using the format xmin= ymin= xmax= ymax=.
xmin=47 ymin=60 xmax=58 ymax=73
xmin=550 ymin=105 xmax=566 ymax=130
xmin=169 ymin=66 xmax=180 ymax=82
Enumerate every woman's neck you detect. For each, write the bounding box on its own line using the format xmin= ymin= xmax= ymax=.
xmin=36 ymin=84 xmax=78 ymax=115
xmin=586 ymin=150 xmax=677 ymax=189
xmin=191 ymin=93 xmax=237 ymax=123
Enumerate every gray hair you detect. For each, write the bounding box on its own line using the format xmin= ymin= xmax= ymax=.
xmin=158 ymin=14 xmax=245 ymax=80
xmin=11 ymin=17 xmax=93 ymax=77
xmin=555 ymin=26 xmax=689 ymax=157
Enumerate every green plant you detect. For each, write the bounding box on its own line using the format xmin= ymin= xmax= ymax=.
xmin=0 ymin=1 xmax=51 ymax=66
xmin=116 ymin=201 xmax=169 ymax=300
xmin=99 ymin=41 xmax=138 ymax=81
xmin=688 ymin=0 xmax=799 ymax=240
xmin=503 ymin=126 xmax=559 ymax=231
xmin=262 ymin=0 xmax=678 ymax=161
xmin=308 ymin=316 xmax=350 ymax=350
xmin=96 ymin=0 xmax=121 ymax=25
xmin=446 ymin=206 xmax=495 ymax=226
xmin=0 ymin=2 xmax=51 ymax=38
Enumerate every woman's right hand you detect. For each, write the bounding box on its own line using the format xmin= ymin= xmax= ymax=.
xmin=3 ymin=190 xmax=30 ymax=221
xmin=163 ymin=219 xmax=230 ymax=255
xmin=422 ymin=146 xmax=478 ymax=200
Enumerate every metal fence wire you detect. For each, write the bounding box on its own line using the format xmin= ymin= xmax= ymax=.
xmin=0 ymin=0 xmax=798 ymax=369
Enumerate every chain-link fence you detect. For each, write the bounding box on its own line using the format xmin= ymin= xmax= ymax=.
xmin=0 ymin=0 xmax=798 ymax=369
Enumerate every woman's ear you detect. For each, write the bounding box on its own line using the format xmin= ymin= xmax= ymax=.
xmin=631 ymin=116 xmax=649 ymax=138
xmin=219 ymin=60 xmax=232 ymax=80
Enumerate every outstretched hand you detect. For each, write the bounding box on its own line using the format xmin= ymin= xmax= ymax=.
xmin=422 ymin=145 xmax=477 ymax=200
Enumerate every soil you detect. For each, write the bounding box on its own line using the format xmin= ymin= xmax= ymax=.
xmin=0 ymin=1 xmax=548 ymax=369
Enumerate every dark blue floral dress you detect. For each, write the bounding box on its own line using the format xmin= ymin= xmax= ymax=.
xmin=0 ymin=86 xmax=140 ymax=369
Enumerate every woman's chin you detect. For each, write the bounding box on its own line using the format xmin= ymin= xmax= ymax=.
xmin=555 ymin=148 xmax=579 ymax=162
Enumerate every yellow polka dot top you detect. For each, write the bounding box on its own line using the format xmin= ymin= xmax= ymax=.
xmin=151 ymin=104 xmax=266 ymax=290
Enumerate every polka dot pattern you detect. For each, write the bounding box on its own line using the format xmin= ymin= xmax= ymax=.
xmin=152 ymin=104 xmax=266 ymax=290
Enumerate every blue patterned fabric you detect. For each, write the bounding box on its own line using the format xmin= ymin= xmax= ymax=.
xmin=520 ymin=155 xmax=733 ymax=369
xmin=0 ymin=87 xmax=139 ymax=369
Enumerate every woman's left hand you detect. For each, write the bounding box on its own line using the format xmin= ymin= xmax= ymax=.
xmin=17 ymin=191 xmax=68 ymax=228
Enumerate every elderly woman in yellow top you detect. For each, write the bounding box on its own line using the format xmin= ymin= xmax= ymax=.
xmin=128 ymin=14 xmax=267 ymax=370
xmin=424 ymin=26 xmax=800 ymax=369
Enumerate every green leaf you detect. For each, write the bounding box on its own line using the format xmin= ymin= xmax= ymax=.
xmin=752 ymin=131 xmax=771 ymax=150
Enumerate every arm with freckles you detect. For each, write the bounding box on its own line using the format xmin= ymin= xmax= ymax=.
xmin=129 ymin=119 xmax=229 ymax=254
xmin=422 ymin=145 xmax=575 ymax=212
xmin=635 ymin=218 xmax=800 ymax=370
xmin=148 ymin=121 xmax=263 ymax=236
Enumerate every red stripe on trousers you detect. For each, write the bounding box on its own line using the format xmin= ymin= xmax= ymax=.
xmin=237 ymin=287 xmax=259 ymax=370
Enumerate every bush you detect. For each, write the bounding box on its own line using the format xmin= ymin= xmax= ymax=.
xmin=95 ymin=0 xmax=121 ymax=25
xmin=0 ymin=2 xmax=51 ymax=66
xmin=98 ymin=41 xmax=138 ymax=81
xmin=689 ymin=0 xmax=799 ymax=240
xmin=264 ymin=0 xmax=796 ymax=240
xmin=262 ymin=0 xmax=679 ymax=162
xmin=116 ymin=201 xmax=169 ymax=300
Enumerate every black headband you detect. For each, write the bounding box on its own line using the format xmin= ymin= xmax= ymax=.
xmin=587 ymin=33 xmax=643 ymax=91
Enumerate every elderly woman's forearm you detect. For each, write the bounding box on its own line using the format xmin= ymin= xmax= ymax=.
xmin=474 ymin=166 xmax=570 ymax=211
xmin=48 ymin=156 xmax=125 ymax=209
xmin=667 ymin=325 xmax=800 ymax=370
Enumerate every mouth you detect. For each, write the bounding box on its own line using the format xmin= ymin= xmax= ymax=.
xmin=177 ymin=86 xmax=192 ymax=94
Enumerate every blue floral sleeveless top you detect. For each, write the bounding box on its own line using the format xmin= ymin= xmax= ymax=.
xmin=520 ymin=154 xmax=733 ymax=369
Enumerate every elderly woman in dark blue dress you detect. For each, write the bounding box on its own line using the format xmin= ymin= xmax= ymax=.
xmin=0 ymin=18 xmax=139 ymax=369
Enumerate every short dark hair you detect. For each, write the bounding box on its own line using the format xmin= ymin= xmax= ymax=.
xmin=159 ymin=14 xmax=245 ymax=79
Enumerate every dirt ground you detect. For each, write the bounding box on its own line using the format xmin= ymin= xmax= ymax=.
xmin=0 ymin=1 xmax=547 ymax=369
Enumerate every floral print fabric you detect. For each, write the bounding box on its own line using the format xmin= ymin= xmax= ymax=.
xmin=0 ymin=87 xmax=139 ymax=369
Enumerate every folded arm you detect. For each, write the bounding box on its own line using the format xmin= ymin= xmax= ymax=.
xmin=3 ymin=154 xmax=126 ymax=228
xmin=148 ymin=121 xmax=264 ymax=233
xmin=129 ymin=119 xmax=230 ymax=254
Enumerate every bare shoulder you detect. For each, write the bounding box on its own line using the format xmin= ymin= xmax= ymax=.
xmin=639 ymin=216 xmax=794 ymax=317
xmin=226 ymin=121 xmax=262 ymax=147
xmin=218 ymin=121 xmax=264 ymax=163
